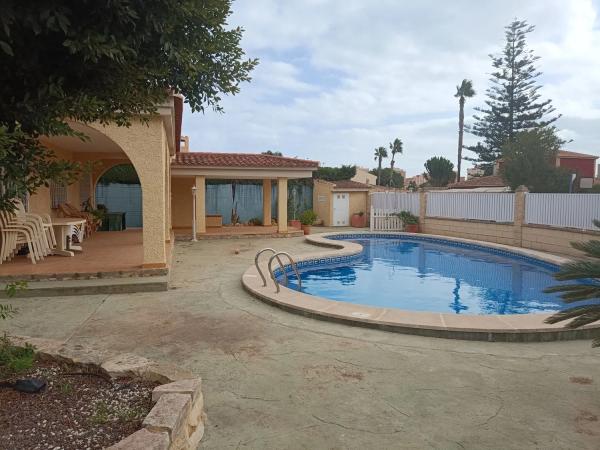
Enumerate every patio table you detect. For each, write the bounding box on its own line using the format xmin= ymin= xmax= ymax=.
xmin=52 ymin=218 xmax=86 ymax=256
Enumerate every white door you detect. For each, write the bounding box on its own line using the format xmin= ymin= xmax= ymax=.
xmin=332 ymin=193 xmax=350 ymax=226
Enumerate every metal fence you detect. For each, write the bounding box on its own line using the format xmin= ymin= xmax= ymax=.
xmin=524 ymin=193 xmax=600 ymax=231
xmin=426 ymin=192 xmax=515 ymax=223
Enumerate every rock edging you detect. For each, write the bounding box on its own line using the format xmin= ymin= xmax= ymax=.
xmin=11 ymin=336 xmax=206 ymax=450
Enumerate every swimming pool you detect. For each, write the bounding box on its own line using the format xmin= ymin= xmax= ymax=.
xmin=276 ymin=235 xmax=581 ymax=315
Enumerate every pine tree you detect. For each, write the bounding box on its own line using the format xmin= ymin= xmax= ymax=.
xmin=466 ymin=19 xmax=561 ymax=173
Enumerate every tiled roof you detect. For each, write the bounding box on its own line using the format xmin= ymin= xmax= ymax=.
xmin=333 ymin=180 xmax=372 ymax=190
xmin=558 ymin=150 xmax=599 ymax=159
xmin=173 ymin=152 xmax=319 ymax=169
xmin=448 ymin=175 xmax=507 ymax=189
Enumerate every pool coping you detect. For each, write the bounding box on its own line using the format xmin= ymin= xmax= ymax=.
xmin=242 ymin=231 xmax=600 ymax=342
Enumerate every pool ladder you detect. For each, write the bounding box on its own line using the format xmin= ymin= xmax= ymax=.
xmin=254 ymin=248 xmax=302 ymax=294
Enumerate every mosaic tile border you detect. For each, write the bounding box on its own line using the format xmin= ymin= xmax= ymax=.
xmin=274 ymin=233 xmax=560 ymax=280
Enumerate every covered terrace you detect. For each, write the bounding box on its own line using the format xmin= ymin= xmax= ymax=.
xmin=171 ymin=152 xmax=319 ymax=238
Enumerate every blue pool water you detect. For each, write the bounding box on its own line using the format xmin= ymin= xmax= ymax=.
xmin=279 ymin=236 xmax=586 ymax=315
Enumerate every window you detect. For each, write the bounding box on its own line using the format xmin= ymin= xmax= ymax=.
xmin=50 ymin=181 xmax=67 ymax=209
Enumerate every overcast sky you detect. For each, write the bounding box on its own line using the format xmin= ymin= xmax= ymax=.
xmin=182 ymin=0 xmax=600 ymax=177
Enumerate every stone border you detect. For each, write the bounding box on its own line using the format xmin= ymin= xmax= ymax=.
xmin=0 ymin=266 xmax=168 ymax=283
xmin=175 ymin=230 xmax=304 ymax=241
xmin=11 ymin=336 xmax=206 ymax=450
xmin=242 ymin=231 xmax=600 ymax=343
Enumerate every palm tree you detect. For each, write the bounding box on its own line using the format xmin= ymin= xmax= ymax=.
xmin=388 ymin=138 xmax=403 ymax=187
xmin=454 ymin=79 xmax=475 ymax=182
xmin=373 ymin=146 xmax=388 ymax=186
xmin=545 ymin=219 xmax=600 ymax=347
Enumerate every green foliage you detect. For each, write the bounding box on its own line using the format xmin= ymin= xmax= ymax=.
xmin=316 ymin=165 xmax=356 ymax=181
xmin=247 ymin=217 xmax=263 ymax=226
xmin=299 ymin=209 xmax=317 ymax=226
xmin=262 ymin=150 xmax=282 ymax=156
xmin=395 ymin=211 xmax=419 ymax=225
xmin=0 ymin=335 xmax=35 ymax=378
xmin=501 ymin=129 xmax=570 ymax=192
xmin=0 ymin=0 xmax=257 ymax=211
xmin=0 ymin=125 xmax=80 ymax=211
xmin=545 ymin=219 xmax=600 ymax=346
xmin=466 ymin=20 xmax=561 ymax=172
xmin=424 ymin=157 xmax=455 ymax=187
xmin=98 ymin=164 xmax=140 ymax=185
xmin=388 ymin=138 xmax=403 ymax=187
xmin=1 ymin=281 xmax=27 ymax=321
xmin=373 ymin=146 xmax=388 ymax=185
xmin=407 ymin=180 xmax=418 ymax=192
xmin=369 ymin=168 xmax=404 ymax=188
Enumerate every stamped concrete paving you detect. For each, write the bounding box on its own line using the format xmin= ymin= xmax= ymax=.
xmin=2 ymin=232 xmax=600 ymax=449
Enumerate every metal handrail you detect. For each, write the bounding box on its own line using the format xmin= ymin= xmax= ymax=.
xmin=254 ymin=248 xmax=288 ymax=287
xmin=268 ymin=251 xmax=302 ymax=293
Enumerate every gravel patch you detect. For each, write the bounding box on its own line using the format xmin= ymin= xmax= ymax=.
xmin=0 ymin=361 xmax=158 ymax=450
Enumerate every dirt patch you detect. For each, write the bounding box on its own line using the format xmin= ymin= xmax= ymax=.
xmin=0 ymin=361 xmax=158 ymax=450
xmin=570 ymin=376 xmax=593 ymax=385
xmin=303 ymin=364 xmax=365 ymax=383
xmin=575 ymin=410 xmax=599 ymax=436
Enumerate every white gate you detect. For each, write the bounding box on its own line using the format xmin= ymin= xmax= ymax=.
xmin=333 ymin=192 xmax=350 ymax=226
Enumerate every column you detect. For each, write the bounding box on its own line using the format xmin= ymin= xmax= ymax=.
xmin=419 ymin=189 xmax=427 ymax=232
xmin=277 ymin=178 xmax=288 ymax=233
xmin=513 ymin=185 xmax=528 ymax=247
xmin=262 ymin=179 xmax=272 ymax=226
xmin=195 ymin=175 xmax=206 ymax=234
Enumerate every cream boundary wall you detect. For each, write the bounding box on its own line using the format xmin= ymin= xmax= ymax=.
xmin=418 ymin=190 xmax=598 ymax=257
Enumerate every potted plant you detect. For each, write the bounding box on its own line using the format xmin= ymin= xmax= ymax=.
xmin=351 ymin=211 xmax=366 ymax=228
xmin=299 ymin=209 xmax=317 ymax=235
xmin=396 ymin=210 xmax=419 ymax=232
xmin=287 ymin=196 xmax=301 ymax=228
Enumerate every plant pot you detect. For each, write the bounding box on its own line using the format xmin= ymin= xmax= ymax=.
xmin=350 ymin=214 xmax=366 ymax=228
xmin=404 ymin=223 xmax=419 ymax=233
xmin=301 ymin=224 xmax=311 ymax=235
xmin=289 ymin=219 xmax=301 ymax=229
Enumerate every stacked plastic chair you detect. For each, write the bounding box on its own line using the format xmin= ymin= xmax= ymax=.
xmin=0 ymin=201 xmax=55 ymax=264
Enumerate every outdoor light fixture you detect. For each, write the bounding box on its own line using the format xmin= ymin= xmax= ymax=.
xmin=191 ymin=186 xmax=198 ymax=241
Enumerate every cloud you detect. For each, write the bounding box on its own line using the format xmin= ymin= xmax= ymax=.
xmin=182 ymin=0 xmax=600 ymax=176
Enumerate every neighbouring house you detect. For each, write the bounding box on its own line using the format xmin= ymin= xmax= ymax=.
xmin=450 ymin=150 xmax=599 ymax=192
xmin=313 ymin=179 xmax=371 ymax=226
xmin=351 ymin=166 xmax=377 ymax=186
xmin=493 ymin=150 xmax=598 ymax=186
xmin=556 ymin=150 xmax=598 ymax=179
xmin=467 ymin=165 xmax=486 ymax=179
xmin=404 ymin=174 xmax=427 ymax=189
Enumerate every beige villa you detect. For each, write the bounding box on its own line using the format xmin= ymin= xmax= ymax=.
xmin=2 ymin=93 xmax=319 ymax=276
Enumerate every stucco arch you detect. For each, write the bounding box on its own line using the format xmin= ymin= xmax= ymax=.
xmin=87 ymin=118 xmax=169 ymax=267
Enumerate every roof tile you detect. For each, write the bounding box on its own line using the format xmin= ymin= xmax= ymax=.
xmin=448 ymin=175 xmax=507 ymax=189
xmin=173 ymin=152 xmax=319 ymax=169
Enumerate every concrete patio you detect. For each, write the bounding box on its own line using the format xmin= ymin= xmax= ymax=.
xmin=1 ymin=231 xmax=599 ymax=449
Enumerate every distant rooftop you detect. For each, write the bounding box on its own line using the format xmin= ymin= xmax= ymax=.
xmin=558 ymin=150 xmax=599 ymax=159
xmin=448 ymin=175 xmax=507 ymax=189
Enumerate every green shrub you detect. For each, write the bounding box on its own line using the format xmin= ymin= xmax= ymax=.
xmin=299 ymin=209 xmax=317 ymax=226
xmin=395 ymin=210 xmax=419 ymax=225
xmin=247 ymin=217 xmax=263 ymax=226
xmin=0 ymin=335 xmax=35 ymax=378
